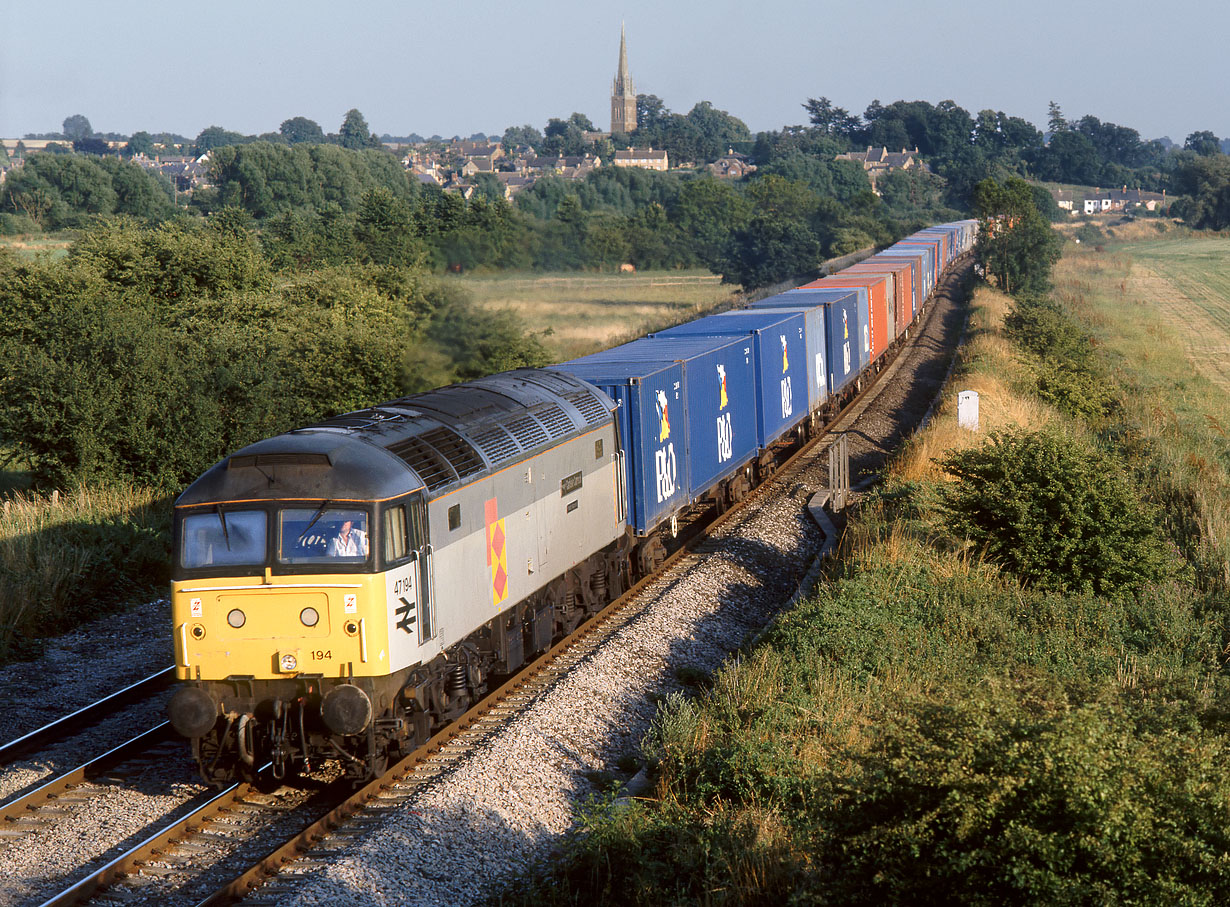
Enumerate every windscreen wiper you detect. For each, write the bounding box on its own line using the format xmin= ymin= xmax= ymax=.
xmin=217 ymin=504 xmax=232 ymax=551
xmin=298 ymin=500 xmax=331 ymax=543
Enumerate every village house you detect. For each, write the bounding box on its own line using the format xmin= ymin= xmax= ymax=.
xmin=612 ymin=147 xmax=668 ymax=171
xmin=835 ymin=146 xmax=928 ymax=175
xmin=1050 ymin=188 xmax=1075 ymax=213
xmin=707 ymin=148 xmax=755 ymax=179
xmin=1082 ymin=187 xmax=1167 ymax=214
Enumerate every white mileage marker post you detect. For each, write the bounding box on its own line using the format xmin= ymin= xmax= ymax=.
xmin=958 ymin=390 xmax=979 ymax=431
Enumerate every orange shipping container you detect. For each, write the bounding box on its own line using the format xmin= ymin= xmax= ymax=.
xmin=844 ymin=261 xmax=913 ymax=336
xmin=816 ymin=273 xmax=891 ymax=363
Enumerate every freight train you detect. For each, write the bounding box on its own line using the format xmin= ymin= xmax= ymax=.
xmin=167 ymin=220 xmax=977 ymax=785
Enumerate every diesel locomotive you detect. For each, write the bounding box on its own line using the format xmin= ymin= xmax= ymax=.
xmin=168 ymin=220 xmax=978 ymax=786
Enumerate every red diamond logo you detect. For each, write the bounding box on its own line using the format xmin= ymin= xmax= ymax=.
xmin=494 ymin=564 xmax=507 ymax=596
xmin=491 ymin=523 xmax=504 ymax=554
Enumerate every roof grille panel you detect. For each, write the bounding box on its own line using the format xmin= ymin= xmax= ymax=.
xmin=567 ymin=390 xmax=610 ymax=426
xmin=471 ymin=425 xmax=519 ymax=465
xmin=534 ymin=403 xmax=574 ymax=439
xmin=385 ymin=427 xmax=483 ymax=491
xmin=505 ymin=415 xmax=549 ymax=451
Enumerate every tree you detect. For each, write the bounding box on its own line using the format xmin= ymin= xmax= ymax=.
xmin=972 ymin=175 xmax=1062 ymax=295
xmin=124 ymin=131 xmax=155 ymax=157
xmin=194 ymin=125 xmax=248 ymax=154
xmin=1184 ymin=130 xmax=1222 ymax=156
xmin=63 ymin=114 xmax=93 ymax=142
xmin=636 ymin=95 xmax=669 ymax=134
xmin=1169 ymin=154 xmax=1230 ymax=229
xmin=280 ymin=116 xmax=325 ymax=144
xmin=1046 ymin=101 xmax=1067 ymax=135
xmin=542 ymin=113 xmax=596 ymax=157
xmin=339 ymin=109 xmax=380 ymax=150
xmin=939 ymin=427 xmax=1171 ymax=596
xmin=716 ymin=214 xmax=821 ymax=289
xmin=73 ymin=137 xmax=111 ymax=156
xmin=803 ymin=96 xmax=859 ymax=138
xmin=501 ymin=124 xmax=543 ymax=151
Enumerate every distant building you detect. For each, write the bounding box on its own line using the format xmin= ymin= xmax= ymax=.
xmin=613 ymin=147 xmax=668 ymax=171
xmin=1050 ymin=188 xmax=1075 ymax=212
xmin=610 ymin=24 xmax=637 ymax=135
xmin=1083 ymin=187 xmax=1167 ymax=214
xmin=708 ymin=148 xmax=756 ymax=179
xmin=835 ymin=146 xmax=928 ymax=176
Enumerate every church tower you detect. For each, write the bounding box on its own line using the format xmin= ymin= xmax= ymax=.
xmin=610 ymin=24 xmax=637 ymax=135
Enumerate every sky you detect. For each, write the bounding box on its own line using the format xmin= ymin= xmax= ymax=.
xmin=2 ymin=0 xmax=1224 ymax=145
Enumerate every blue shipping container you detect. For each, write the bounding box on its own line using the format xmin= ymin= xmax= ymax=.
xmin=744 ymin=295 xmax=828 ymax=413
xmin=562 ymin=335 xmax=759 ymax=530
xmin=652 ymin=310 xmax=808 ymax=447
xmin=556 ymin=357 xmax=688 ymax=535
xmin=772 ymin=288 xmax=863 ymax=395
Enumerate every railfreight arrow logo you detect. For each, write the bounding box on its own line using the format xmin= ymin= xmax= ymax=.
xmin=485 ymin=498 xmax=508 ymax=607
xmin=717 ymin=364 xmax=728 ymax=409
xmin=655 ymin=389 xmax=671 ymax=442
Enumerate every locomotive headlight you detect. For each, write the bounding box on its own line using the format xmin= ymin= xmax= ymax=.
xmin=300 ymin=607 xmax=319 ymax=627
xmin=190 ymin=624 xmax=206 ymax=640
xmin=279 ymin=653 xmax=299 ymax=672
xmin=227 ymin=609 xmax=246 ymax=628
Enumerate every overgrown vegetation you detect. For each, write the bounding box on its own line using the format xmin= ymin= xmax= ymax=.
xmin=496 ymin=220 xmax=1230 ymax=903
xmin=0 ymin=214 xmax=551 ymax=660
xmin=0 ymin=486 xmax=170 ymax=662
xmin=938 ymin=426 xmax=1173 ymax=596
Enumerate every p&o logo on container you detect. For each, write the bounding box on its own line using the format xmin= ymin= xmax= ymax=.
xmin=779 ymin=334 xmax=793 ymax=420
xmin=654 ymin=389 xmax=677 ymax=502
xmin=716 ymin=364 xmax=733 ymax=464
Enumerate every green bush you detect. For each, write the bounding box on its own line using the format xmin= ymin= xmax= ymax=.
xmin=818 ymin=681 xmax=1230 ymax=906
xmin=1004 ymin=296 xmax=1117 ymax=421
xmin=938 ymin=427 xmax=1173 ymax=596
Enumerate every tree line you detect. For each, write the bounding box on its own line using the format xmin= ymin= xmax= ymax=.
xmin=0 ymin=215 xmax=551 ymax=491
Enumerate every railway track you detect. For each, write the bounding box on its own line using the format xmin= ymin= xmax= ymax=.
xmin=14 ymin=260 xmax=972 ymax=907
xmin=0 ymin=667 xmax=175 ymax=766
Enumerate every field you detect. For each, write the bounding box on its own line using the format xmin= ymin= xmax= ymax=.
xmin=1110 ymin=235 xmax=1230 ymax=390
xmin=1052 ymin=227 xmax=1230 ymax=575
xmin=442 ymin=269 xmax=739 ymax=360
xmin=0 ymin=233 xmax=73 ymax=259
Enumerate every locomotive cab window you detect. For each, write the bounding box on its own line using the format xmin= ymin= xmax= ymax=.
xmin=278 ymin=507 xmax=370 ymax=565
xmin=383 ymin=505 xmax=408 ymax=563
xmin=382 ymin=496 xmax=428 ymax=569
xmin=181 ymin=510 xmax=266 ymax=569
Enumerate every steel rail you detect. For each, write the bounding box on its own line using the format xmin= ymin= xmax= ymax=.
xmin=35 ymin=781 xmax=250 ymax=907
xmin=0 ymin=666 xmax=176 ymax=766
xmin=0 ymin=722 xmax=175 ymax=825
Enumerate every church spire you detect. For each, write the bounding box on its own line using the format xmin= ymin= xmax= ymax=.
xmin=615 ymin=23 xmax=632 ymax=95
xmin=611 ymin=23 xmax=637 ymax=134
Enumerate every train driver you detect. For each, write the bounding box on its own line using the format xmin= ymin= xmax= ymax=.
xmin=329 ymin=518 xmax=369 ymax=558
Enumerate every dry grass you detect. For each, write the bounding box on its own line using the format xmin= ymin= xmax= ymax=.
xmin=443 ymin=269 xmax=738 ymax=360
xmin=892 ymin=285 xmax=1058 ymax=482
xmin=0 ymin=485 xmax=170 ymax=659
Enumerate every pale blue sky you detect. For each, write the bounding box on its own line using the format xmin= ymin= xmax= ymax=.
xmin=2 ymin=0 xmax=1222 ymax=143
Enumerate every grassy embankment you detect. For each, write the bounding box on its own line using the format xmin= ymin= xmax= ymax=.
xmin=499 ymin=227 xmax=1230 ymax=904
xmin=444 ymin=270 xmax=737 ymax=361
xmin=0 ymin=270 xmax=734 ymax=665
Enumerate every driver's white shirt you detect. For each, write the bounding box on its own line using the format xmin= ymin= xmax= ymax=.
xmin=329 ymin=529 xmax=368 ymax=557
